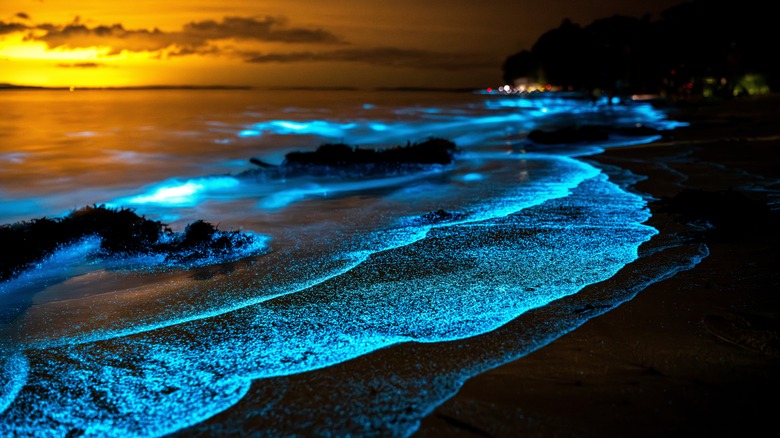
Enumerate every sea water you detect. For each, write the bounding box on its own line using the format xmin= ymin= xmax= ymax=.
xmin=0 ymin=89 xmax=700 ymax=436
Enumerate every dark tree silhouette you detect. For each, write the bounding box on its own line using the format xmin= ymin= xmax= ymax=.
xmin=502 ymin=0 xmax=778 ymax=98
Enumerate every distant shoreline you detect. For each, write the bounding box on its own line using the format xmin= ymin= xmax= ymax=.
xmin=0 ymin=83 xmax=483 ymax=93
xmin=0 ymin=83 xmax=254 ymax=91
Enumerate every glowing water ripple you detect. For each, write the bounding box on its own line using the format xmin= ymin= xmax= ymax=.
xmin=2 ymin=171 xmax=659 ymax=437
xmin=0 ymin=91 xmax=697 ymax=436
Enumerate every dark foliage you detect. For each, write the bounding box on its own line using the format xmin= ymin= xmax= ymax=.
xmin=502 ymin=0 xmax=779 ymax=96
xmin=0 ymin=205 xmax=256 ymax=282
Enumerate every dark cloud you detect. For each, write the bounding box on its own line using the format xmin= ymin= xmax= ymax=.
xmin=0 ymin=21 xmax=28 ymax=35
xmin=244 ymin=47 xmax=497 ymax=70
xmin=0 ymin=16 xmax=491 ymax=72
xmin=2 ymin=16 xmax=343 ymax=55
xmin=16 ymin=13 xmax=30 ymax=20
xmin=182 ymin=16 xmax=343 ymax=44
xmin=34 ymin=23 xmax=174 ymax=54
xmin=56 ymin=62 xmax=105 ymax=68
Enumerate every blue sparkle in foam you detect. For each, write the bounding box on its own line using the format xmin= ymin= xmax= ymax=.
xmin=0 ymin=160 xmax=665 ymax=437
xmin=0 ymin=93 xmax=695 ymax=436
xmin=0 ymin=352 xmax=28 ymax=416
xmin=0 ymin=156 xmax=607 ymax=435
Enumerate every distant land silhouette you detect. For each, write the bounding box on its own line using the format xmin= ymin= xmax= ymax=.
xmin=502 ymin=0 xmax=776 ymax=99
xmin=0 ymin=83 xmax=252 ymax=91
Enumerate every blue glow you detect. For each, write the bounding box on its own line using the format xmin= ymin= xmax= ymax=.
xmin=0 ymin=90 xmax=704 ymax=436
xmin=238 ymin=129 xmax=261 ymax=137
xmin=240 ymin=120 xmax=359 ymax=138
xmin=460 ymin=173 xmax=484 ymax=181
xmin=0 ymin=170 xmax=674 ymax=437
xmin=110 ymin=176 xmax=240 ymax=208
xmin=0 ymin=352 xmax=28 ymax=415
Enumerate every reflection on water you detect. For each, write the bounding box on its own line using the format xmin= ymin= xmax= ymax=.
xmin=0 ymin=89 xmax=697 ymax=436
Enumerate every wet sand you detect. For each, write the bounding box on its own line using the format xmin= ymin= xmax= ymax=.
xmin=415 ymin=94 xmax=780 ymax=437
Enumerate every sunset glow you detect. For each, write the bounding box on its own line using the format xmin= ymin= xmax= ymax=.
xmin=1 ymin=0 xmax=684 ymax=88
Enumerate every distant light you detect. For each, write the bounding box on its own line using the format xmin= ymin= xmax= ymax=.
xmin=486 ymin=87 xmax=493 ymax=93
xmin=69 ymin=86 xmax=75 ymax=92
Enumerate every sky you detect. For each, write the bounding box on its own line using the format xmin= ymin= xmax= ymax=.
xmin=1 ymin=0 xmax=686 ymax=89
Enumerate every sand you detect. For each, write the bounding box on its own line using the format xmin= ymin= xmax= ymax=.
xmin=415 ymin=94 xmax=780 ymax=437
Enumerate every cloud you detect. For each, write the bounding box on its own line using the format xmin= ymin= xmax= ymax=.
xmin=0 ymin=16 xmax=493 ymax=72
xmin=2 ymin=16 xmax=343 ymax=55
xmin=0 ymin=21 xmax=28 ymax=35
xmin=16 ymin=13 xmax=30 ymax=20
xmin=36 ymin=23 xmax=173 ymax=54
xmin=182 ymin=16 xmax=343 ymax=44
xmin=243 ymin=47 xmax=497 ymax=70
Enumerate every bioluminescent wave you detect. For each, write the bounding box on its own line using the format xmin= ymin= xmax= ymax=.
xmin=0 ymin=90 xmax=700 ymax=437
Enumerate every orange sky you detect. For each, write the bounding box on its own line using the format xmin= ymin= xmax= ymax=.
xmin=1 ymin=0 xmax=684 ymax=89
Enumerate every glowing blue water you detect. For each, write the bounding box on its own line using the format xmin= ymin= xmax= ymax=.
xmin=0 ymin=89 xmax=697 ymax=436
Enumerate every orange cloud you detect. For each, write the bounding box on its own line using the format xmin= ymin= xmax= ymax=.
xmin=2 ymin=15 xmax=345 ymax=56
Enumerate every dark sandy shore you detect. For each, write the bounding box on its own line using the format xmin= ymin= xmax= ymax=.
xmin=416 ymin=94 xmax=780 ymax=437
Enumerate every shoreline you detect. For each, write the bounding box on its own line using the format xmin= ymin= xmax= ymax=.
xmin=415 ymin=94 xmax=780 ymax=436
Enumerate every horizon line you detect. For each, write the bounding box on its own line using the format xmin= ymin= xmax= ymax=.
xmin=0 ymin=83 xmax=485 ymax=93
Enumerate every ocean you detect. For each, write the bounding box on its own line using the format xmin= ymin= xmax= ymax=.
xmin=0 ymin=88 xmax=705 ymax=436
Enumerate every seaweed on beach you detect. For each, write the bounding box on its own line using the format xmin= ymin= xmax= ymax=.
xmin=248 ymin=137 xmax=459 ymax=178
xmin=0 ymin=205 xmax=259 ymax=282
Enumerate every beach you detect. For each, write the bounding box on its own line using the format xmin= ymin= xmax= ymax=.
xmin=416 ymin=95 xmax=780 ymax=437
xmin=2 ymin=90 xmax=778 ymax=437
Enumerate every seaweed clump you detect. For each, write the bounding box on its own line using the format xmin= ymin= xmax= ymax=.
xmin=0 ymin=205 xmax=259 ymax=282
xmin=249 ymin=137 xmax=459 ymax=177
